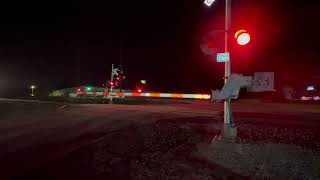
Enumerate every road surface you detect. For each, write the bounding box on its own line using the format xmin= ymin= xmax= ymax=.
xmin=1 ymin=98 xmax=320 ymax=179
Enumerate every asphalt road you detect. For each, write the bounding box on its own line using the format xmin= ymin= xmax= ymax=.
xmin=1 ymin=98 xmax=320 ymax=179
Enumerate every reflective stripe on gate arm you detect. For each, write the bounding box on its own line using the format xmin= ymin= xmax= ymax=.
xmin=72 ymin=92 xmax=210 ymax=100
xmin=116 ymin=92 xmax=125 ymax=96
xmin=171 ymin=94 xmax=183 ymax=98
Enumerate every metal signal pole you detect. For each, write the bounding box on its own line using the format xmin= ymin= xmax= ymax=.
xmin=224 ymin=0 xmax=232 ymax=125
xmin=221 ymin=0 xmax=238 ymax=142
xmin=110 ymin=64 xmax=114 ymax=104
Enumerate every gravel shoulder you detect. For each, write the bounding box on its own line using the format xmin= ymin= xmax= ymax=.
xmin=17 ymin=116 xmax=320 ymax=180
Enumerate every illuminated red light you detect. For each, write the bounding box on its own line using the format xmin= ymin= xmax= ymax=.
xmin=235 ymin=30 xmax=250 ymax=45
xmin=137 ymin=89 xmax=142 ymax=93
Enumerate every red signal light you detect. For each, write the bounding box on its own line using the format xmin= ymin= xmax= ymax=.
xmin=235 ymin=30 xmax=250 ymax=46
xmin=137 ymin=89 xmax=142 ymax=93
xmin=115 ymin=76 xmax=121 ymax=81
xmin=109 ymin=81 xmax=114 ymax=86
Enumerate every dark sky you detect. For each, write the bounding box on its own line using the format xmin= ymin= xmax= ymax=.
xmin=0 ymin=0 xmax=319 ymax=97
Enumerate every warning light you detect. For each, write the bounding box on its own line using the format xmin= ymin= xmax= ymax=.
xmin=137 ymin=89 xmax=142 ymax=93
xmin=235 ymin=30 xmax=250 ymax=46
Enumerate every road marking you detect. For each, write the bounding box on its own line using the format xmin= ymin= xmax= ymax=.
xmin=0 ymin=98 xmax=67 ymax=105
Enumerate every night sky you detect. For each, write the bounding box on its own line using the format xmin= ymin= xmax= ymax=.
xmin=0 ymin=0 xmax=319 ymax=97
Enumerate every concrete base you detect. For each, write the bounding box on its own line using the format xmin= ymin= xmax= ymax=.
xmin=221 ymin=124 xmax=238 ymax=142
xmin=211 ymin=124 xmax=243 ymax=154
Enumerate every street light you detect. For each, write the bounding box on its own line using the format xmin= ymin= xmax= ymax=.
xmin=30 ymin=85 xmax=36 ymax=96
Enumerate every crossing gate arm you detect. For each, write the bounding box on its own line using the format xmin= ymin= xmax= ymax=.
xmin=70 ymin=92 xmax=210 ymax=100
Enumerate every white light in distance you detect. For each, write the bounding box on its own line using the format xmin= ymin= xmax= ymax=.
xmin=307 ymin=86 xmax=315 ymax=91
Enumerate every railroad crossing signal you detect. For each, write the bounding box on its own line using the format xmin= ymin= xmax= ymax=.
xmin=112 ymin=68 xmax=119 ymax=77
xmin=235 ymin=29 xmax=251 ymax=46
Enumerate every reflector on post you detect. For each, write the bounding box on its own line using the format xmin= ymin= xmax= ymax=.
xmin=204 ymin=0 xmax=216 ymax=7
